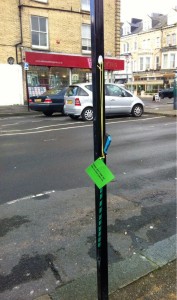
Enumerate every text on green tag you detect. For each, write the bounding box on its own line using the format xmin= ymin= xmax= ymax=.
xmin=85 ymin=158 xmax=115 ymax=189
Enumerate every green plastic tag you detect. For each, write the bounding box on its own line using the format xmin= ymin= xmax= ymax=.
xmin=85 ymin=158 xmax=115 ymax=189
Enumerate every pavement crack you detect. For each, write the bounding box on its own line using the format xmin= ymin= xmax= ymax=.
xmin=48 ymin=259 xmax=62 ymax=282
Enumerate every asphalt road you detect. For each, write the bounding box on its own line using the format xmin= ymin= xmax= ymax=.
xmin=0 ymin=113 xmax=176 ymax=299
xmin=0 ymin=113 xmax=175 ymax=205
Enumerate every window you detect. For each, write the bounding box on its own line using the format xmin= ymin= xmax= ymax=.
xmin=170 ymin=54 xmax=175 ymax=68
xmin=155 ymin=56 xmax=160 ymax=69
xmin=156 ymin=37 xmax=160 ymax=48
xmin=82 ymin=24 xmax=91 ymax=53
xmin=166 ymin=35 xmax=171 ymax=46
xmin=123 ymin=43 xmax=129 ymax=53
xmin=145 ymin=57 xmax=150 ymax=70
xmin=106 ymin=84 xmax=132 ymax=97
xmin=134 ymin=40 xmax=137 ymax=50
xmin=172 ymin=34 xmax=176 ymax=45
xmin=140 ymin=57 xmax=144 ymax=71
xmin=81 ymin=0 xmax=90 ymax=11
xmin=142 ymin=40 xmax=146 ymax=49
xmin=163 ymin=54 xmax=168 ymax=68
xmin=31 ymin=16 xmax=48 ymax=49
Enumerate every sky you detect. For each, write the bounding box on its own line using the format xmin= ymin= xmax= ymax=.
xmin=121 ymin=0 xmax=177 ymax=22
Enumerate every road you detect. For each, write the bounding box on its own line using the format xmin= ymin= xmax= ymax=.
xmin=0 ymin=113 xmax=175 ymax=204
xmin=0 ymin=113 xmax=176 ymax=299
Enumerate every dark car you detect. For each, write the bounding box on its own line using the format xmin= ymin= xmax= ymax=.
xmin=29 ymin=87 xmax=68 ymax=116
xmin=158 ymin=87 xmax=174 ymax=99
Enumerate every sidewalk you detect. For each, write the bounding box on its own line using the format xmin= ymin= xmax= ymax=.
xmin=35 ymin=260 xmax=176 ymax=300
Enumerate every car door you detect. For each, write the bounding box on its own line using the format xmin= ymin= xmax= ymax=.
xmin=106 ymin=84 xmax=134 ymax=114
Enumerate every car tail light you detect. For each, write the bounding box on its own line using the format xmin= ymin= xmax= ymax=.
xmin=75 ymin=98 xmax=81 ymax=106
xmin=44 ymin=98 xmax=52 ymax=103
xmin=29 ymin=99 xmax=33 ymax=103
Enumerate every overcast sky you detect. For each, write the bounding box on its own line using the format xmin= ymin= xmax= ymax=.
xmin=121 ymin=0 xmax=177 ymax=22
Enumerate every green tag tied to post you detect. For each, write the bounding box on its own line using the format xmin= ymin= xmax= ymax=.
xmin=85 ymin=157 xmax=115 ymax=189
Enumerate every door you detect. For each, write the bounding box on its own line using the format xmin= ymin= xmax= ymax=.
xmin=105 ymin=84 xmax=134 ymax=114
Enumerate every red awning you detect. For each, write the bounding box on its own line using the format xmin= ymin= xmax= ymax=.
xmin=25 ymin=51 xmax=124 ymax=71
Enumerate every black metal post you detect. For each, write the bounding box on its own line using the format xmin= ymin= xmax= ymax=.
xmin=90 ymin=1 xmax=108 ymax=299
xmin=174 ymin=70 xmax=177 ymax=110
xmin=25 ymin=70 xmax=30 ymax=111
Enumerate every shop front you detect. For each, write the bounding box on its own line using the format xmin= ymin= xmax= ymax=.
xmin=25 ymin=51 xmax=124 ymax=97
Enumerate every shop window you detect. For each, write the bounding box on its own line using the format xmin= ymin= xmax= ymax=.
xmin=82 ymin=24 xmax=91 ymax=53
xmin=81 ymin=0 xmax=90 ymax=11
xmin=31 ymin=16 xmax=48 ymax=49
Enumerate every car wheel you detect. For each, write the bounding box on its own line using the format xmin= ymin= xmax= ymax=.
xmin=81 ymin=107 xmax=93 ymax=121
xmin=69 ymin=115 xmax=80 ymax=120
xmin=131 ymin=104 xmax=143 ymax=117
xmin=43 ymin=111 xmax=53 ymax=116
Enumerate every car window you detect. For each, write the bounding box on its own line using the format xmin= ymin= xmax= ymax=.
xmin=106 ymin=84 xmax=132 ymax=97
xmin=42 ymin=89 xmax=61 ymax=95
xmin=66 ymin=86 xmax=78 ymax=96
xmin=77 ymin=87 xmax=89 ymax=96
xmin=85 ymin=85 xmax=93 ymax=92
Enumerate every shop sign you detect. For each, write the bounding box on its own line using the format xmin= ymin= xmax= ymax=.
xmin=25 ymin=52 xmax=124 ymax=71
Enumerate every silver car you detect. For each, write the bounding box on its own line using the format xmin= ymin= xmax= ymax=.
xmin=64 ymin=83 xmax=144 ymax=121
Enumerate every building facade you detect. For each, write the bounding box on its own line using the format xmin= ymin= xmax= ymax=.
xmin=117 ymin=8 xmax=177 ymax=95
xmin=0 ymin=0 xmax=123 ymax=103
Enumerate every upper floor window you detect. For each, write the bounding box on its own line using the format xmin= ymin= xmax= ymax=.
xmin=134 ymin=40 xmax=137 ymax=51
xmin=81 ymin=24 xmax=91 ymax=53
xmin=172 ymin=34 xmax=176 ymax=45
xmin=166 ymin=35 xmax=171 ymax=46
xmin=31 ymin=16 xmax=48 ymax=49
xmin=123 ymin=42 xmax=129 ymax=53
xmin=139 ymin=57 xmax=144 ymax=71
xmin=170 ymin=54 xmax=175 ymax=68
xmin=163 ymin=54 xmax=168 ymax=68
xmin=81 ymin=0 xmax=90 ymax=11
xmin=145 ymin=57 xmax=150 ymax=70
xmin=155 ymin=56 xmax=160 ymax=69
xmin=156 ymin=37 xmax=160 ymax=48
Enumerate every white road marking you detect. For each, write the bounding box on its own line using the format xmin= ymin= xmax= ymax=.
xmin=2 ymin=122 xmax=20 ymax=127
xmin=0 ymin=121 xmax=84 ymax=133
xmin=6 ymin=190 xmax=55 ymax=205
xmin=0 ymin=116 xmax=167 ymax=137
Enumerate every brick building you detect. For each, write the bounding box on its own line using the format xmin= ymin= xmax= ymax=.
xmin=117 ymin=8 xmax=177 ymax=95
xmin=0 ymin=0 xmax=123 ymax=103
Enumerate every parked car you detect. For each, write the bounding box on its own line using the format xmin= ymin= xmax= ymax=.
xmin=29 ymin=87 xmax=68 ymax=116
xmin=158 ymin=87 xmax=174 ymax=99
xmin=64 ymin=83 xmax=144 ymax=121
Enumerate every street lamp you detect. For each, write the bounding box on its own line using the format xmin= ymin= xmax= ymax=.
xmin=174 ymin=70 xmax=177 ymax=110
